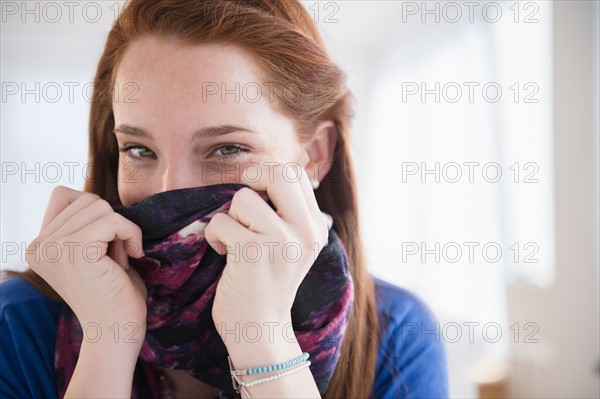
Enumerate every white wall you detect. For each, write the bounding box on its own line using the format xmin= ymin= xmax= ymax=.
xmin=495 ymin=2 xmax=600 ymax=397
xmin=2 ymin=0 xmax=117 ymax=266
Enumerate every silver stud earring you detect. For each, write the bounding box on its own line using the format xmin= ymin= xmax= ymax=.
xmin=311 ymin=179 xmax=320 ymax=190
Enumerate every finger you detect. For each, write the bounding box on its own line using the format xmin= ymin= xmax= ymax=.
xmin=45 ymin=198 xmax=114 ymax=242
xmin=108 ymin=240 xmax=130 ymax=270
xmin=205 ymin=212 xmax=254 ymax=256
xmin=126 ymin=267 xmax=148 ymax=300
xmin=40 ymin=186 xmax=98 ymax=233
xmin=296 ymin=166 xmax=328 ymax=223
xmin=296 ymin=167 xmax=332 ymax=242
xmin=228 ymin=187 xmax=280 ymax=234
xmin=239 ymin=162 xmax=311 ymax=225
xmin=40 ymin=186 xmax=100 ymax=237
xmin=72 ymin=213 xmax=145 ymax=259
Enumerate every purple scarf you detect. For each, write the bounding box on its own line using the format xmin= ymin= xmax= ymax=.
xmin=54 ymin=183 xmax=353 ymax=398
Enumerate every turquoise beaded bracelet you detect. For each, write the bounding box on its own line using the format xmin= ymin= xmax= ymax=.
xmin=228 ymin=352 xmax=310 ymax=376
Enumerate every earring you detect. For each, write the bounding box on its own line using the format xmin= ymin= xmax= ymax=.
xmin=311 ymin=179 xmax=320 ymax=190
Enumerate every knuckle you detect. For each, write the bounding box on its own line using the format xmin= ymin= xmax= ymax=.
xmin=51 ymin=185 xmax=69 ymax=197
xmin=210 ymin=212 xmax=227 ymax=225
xmin=215 ymin=212 xmax=227 ymax=221
xmin=106 ymin=211 xmax=124 ymax=226
xmin=132 ymin=222 xmax=143 ymax=237
xmin=82 ymin=192 xmax=101 ymax=203
xmin=232 ymin=187 xmax=254 ymax=204
xmin=238 ymin=186 xmax=255 ymax=198
xmin=94 ymin=198 xmax=114 ymax=214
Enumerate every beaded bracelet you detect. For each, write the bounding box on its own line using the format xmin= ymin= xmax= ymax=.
xmin=228 ymin=352 xmax=311 ymax=396
xmin=228 ymin=352 xmax=310 ymax=376
xmin=230 ymin=360 xmax=312 ymax=396
xmin=239 ymin=360 xmax=311 ymax=388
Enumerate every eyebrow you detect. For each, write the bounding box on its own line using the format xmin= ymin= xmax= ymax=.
xmin=113 ymin=124 xmax=259 ymax=140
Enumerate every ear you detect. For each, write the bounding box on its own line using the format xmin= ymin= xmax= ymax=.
xmin=301 ymin=120 xmax=338 ymax=184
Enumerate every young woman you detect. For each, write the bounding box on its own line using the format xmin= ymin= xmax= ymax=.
xmin=1 ymin=1 xmax=448 ymax=398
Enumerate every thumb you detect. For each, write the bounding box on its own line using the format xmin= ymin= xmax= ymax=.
xmin=108 ymin=240 xmax=130 ymax=270
xmin=126 ymin=267 xmax=148 ymax=301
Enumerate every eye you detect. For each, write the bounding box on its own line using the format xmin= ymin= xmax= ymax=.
xmin=213 ymin=144 xmax=250 ymax=158
xmin=118 ymin=144 xmax=156 ymax=160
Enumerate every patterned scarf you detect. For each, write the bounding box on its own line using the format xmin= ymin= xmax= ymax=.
xmin=54 ymin=183 xmax=353 ymax=398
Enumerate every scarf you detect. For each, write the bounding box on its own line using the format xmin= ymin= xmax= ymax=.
xmin=54 ymin=183 xmax=353 ymax=398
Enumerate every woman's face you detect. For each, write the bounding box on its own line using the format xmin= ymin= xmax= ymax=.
xmin=113 ymin=37 xmax=319 ymax=206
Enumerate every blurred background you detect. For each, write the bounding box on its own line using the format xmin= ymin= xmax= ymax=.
xmin=1 ymin=1 xmax=598 ymax=397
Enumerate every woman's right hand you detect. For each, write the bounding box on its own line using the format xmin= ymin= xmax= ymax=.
xmin=25 ymin=186 xmax=148 ymax=334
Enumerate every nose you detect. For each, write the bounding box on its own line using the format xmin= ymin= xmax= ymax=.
xmin=160 ymin=160 xmax=201 ymax=193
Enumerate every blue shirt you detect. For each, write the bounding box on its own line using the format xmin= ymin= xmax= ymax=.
xmin=0 ymin=275 xmax=448 ymax=398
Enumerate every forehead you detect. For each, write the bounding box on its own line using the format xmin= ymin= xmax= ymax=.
xmin=115 ymin=37 xmax=263 ymax=89
xmin=112 ymin=36 xmax=286 ymax=135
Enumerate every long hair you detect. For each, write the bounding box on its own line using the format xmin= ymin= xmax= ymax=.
xmin=8 ymin=1 xmax=380 ymax=397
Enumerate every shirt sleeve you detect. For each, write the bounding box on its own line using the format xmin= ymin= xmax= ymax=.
xmin=372 ymin=279 xmax=449 ymax=399
xmin=1 ymin=277 xmax=60 ymax=399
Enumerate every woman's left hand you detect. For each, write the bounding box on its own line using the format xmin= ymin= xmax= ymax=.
xmin=205 ymin=163 xmax=329 ymax=347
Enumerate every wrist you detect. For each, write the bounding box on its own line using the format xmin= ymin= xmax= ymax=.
xmin=222 ymin=318 xmax=304 ymax=370
xmin=81 ymin=338 xmax=142 ymax=359
xmin=66 ymin=333 xmax=142 ymax=398
xmin=216 ymin=315 xmax=293 ymax=347
xmin=77 ymin=318 xmax=146 ymax=353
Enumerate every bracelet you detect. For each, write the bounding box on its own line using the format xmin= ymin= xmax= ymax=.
xmin=228 ymin=353 xmax=312 ymax=396
xmin=231 ymin=360 xmax=312 ymax=396
xmin=228 ymin=352 xmax=310 ymax=376
xmin=242 ymin=361 xmax=311 ymax=388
